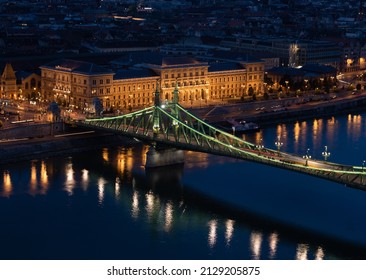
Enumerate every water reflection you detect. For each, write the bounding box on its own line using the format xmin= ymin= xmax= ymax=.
xmin=98 ymin=177 xmax=106 ymax=205
xmin=145 ymin=191 xmax=156 ymax=220
xmin=102 ymin=148 xmax=109 ymax=162
xmin=268 ymin=232 xmax=279 ymax=259
xmin=347 ymin=114 xmax=362 ymax=144
xmin=115 ymin=177 xmax=121 ymax=198
xmin=30 ymin=161 xmax=37 ymax=195
xmin=0 ymin=134 xmax=361 ymax=260
xmin=315 ymin=246 xmax=325 ymax=260
xmin=225 ymin=219 xmax=235 ymax=246
xmin=250 ymin=231 xmax=263 ymax=260
xmin=164 ymin=201 xmax=174 ymax=232
xmin=296 ymin=244 xmax=309 ymax=260
xmin=131 ymin=190 xmax=140 ymax=219
xmin=208 ymin=219 xmax=218 ymax=249
xmin=65 ymin=160 xmax=75 ymax=195
xmin=2 ymin=171 xmax=12 ymax=197
xmin=81 ymin=169 xmax=89 ymax=191
xmin=40 ymin=160 xmax=48 ymax=191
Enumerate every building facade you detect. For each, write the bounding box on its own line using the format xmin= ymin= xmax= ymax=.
xmin=39 ymin=55 xmax=265 ymax=111
xmin=0 ymin=63 xmax=41 ymax=101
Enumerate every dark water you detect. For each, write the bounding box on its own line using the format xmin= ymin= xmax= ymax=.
xmin=1 ymin=112 xmax=366 ymax=260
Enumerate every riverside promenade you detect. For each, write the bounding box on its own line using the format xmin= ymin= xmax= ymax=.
xmin=189 ymin=91 xmax=366 ymax=125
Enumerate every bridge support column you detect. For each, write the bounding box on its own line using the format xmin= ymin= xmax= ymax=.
xmin=145 ymin=146 xmax=184 ymax=168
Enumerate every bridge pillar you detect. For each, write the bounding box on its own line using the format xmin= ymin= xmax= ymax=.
xmin=145 ymin=146 xmax=184 ymax=168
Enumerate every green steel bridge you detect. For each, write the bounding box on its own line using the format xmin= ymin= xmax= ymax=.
xmin=78 ymin=86 xmax=366 ymax=190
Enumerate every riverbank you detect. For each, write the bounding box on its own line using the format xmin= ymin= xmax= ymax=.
xmin=0 ymin=130 xmax=136 ymax=165
xmin=190 ymin=92 xmax=366 ymax=127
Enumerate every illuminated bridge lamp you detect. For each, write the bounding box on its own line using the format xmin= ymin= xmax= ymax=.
xmin=275 ymin=136 xmax=283 ymax=154
xmin=256 ymin=138 xmax=264 ymax=150
xmin=322 ymin=146 xmax=330 ymax=161
xmin=303 ymin=148 xmax=311 ymax=166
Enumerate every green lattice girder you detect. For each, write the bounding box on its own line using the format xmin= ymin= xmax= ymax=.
xmin=80 ymin=103 xmax=366 ymax=188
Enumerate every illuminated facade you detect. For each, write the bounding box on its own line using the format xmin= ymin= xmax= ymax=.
xmin=40 ymin=55 xmax=265 ymax=110
xmin=0 ymin=63 xmax=41 ymax=101
xmin=0 ymin=63 xmax=17 ymax=99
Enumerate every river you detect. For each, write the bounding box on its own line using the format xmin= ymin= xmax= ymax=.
xmin=1 ymin=112 xmax=366 ymax=260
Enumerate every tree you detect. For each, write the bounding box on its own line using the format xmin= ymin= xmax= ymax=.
xmin=248 ymin=86 xmax=254 ymax=96
xmin=92 ymin=97 xmax=103 ymax=116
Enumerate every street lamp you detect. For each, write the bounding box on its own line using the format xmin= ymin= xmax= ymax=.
xmin=322 ymin=146 xmax=330 ymax=161
xmin=275 ymin=135 xmax=283 ymax=153
xmin=303 ymin=148 xmax=311 ymax=166
xmin=304 ymin=79 xmax=308 ymax=95
xmin=285 ymin=80 xmax=289 ymax=94
xmin=256 ymin=138 xmax=264 ymax=150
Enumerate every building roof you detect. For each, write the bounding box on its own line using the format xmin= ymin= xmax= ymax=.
xmin=208 ymin=62 xmax=244 ymax=72
xmin=114 ymin=68 xmax=159 ymax=80
xmin=301 ymin=64 xmax=337 ymax=74
xmin=111 ymin=51 xmax=207 ymax=68
xmin=267 ymin=66 xmax=304 ymax=76
xmin=40 ymin=59 xmax=114 ymax=75
xmin=1 ymin=63 xmax=16 ymax=80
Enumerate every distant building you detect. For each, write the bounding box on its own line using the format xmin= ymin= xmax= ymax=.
xmin=222 ymin=37 xmax=341 ymax=70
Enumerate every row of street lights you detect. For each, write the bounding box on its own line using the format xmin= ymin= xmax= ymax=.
xmin=257 ymin=136 xmax=334 ymax=165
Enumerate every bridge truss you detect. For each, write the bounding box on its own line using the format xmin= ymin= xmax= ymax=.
xmin=80 ymin=101 xmax=366 ymax=189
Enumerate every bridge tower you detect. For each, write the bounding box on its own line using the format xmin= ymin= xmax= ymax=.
xmin=153 ymin=80 xmax=161 ymax=135
xmin=146 ymin=80 xmax=184 ymax=168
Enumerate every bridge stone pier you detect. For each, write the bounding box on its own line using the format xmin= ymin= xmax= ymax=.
xmin=145 ymin=146 xmax=184 ymax=168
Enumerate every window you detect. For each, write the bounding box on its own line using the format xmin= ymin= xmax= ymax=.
xmin=107 ymin=88 xmax=110 ymax=93
xmin=99 ymin=89 xmax=103 ymax=94
xmin=100 ymin=80 xmax=103 ymax=85
xmin=106 ymin=79 xmax=110 ymax=84
xmin=93 ymin=80 xmax=96 ymax=85
xmin=83 ymin=80 xmax=86 ymax=85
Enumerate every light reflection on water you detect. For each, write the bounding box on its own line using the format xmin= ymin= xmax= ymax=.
xmin=268 ymin=232 xmax=279 ymax=259
xmin=0 ymin=113 xmax=366 ymax=259
xmin=2 ymin=171 xmax=12 ymax=197
xmin=296 ymin=244 xmax=309 ymax=260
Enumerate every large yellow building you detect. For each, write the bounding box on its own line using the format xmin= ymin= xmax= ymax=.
xmin=40 ymin=54 xmax=265 ymax=111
